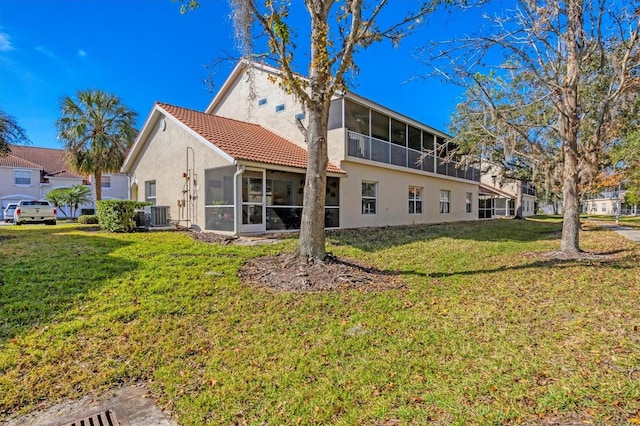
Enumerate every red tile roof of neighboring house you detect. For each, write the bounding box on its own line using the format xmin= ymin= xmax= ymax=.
xmin=157 ymin=103 xmax=346 ymax=174
xmin=5 ymin=145 xmax=86 ymax=179
xmin=0 ymin=153 xmax=43 ymax=169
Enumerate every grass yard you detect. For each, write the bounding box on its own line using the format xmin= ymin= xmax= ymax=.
xmin=1 ymin=220 xmax=639 ymax=425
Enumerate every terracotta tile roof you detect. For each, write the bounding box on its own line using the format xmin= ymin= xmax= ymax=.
xmin=157 ymin=103 xmax=345 ymax=174
xmin=0 ymin=153 xmax=43 ymax=169
xmin=4 ymin=145 xmax=86 ymax=178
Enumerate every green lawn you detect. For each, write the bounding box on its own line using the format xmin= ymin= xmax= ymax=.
xmin=1 ymin=220 xmax=639 ymax=425
xmin=580 ymin=214 xmax=640 ymax=228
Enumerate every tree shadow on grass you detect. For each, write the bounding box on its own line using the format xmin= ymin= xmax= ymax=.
xmin=403 ymin=249 xmax=633 ymax=280
xmin=0 ymin=227 xmax=137 ymax=343
xmin=327 ymin=220 xmax=565 ymax=253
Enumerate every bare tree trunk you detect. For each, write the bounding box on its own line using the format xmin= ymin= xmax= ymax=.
xmin=299 ymin=104 xmax=329 ymax=260
xmin=559 ymin=0 xmax=583 ymax=254
xmin=297 ymin=0 xmax=331 ymax=262
xmin=94 ymin=169 xmax=103 ymax=202
xmin=561 ymin=143 xmax=581 ymax=253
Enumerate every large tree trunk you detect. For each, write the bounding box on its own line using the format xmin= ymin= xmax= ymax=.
xmin=561 ymin=143 xmax=581 ymax=253
xmin=297 ymin=0 xmax=332 ymax=262
xmin=298 ymin=103 xmax=329 ymax=261
xmin=559 ymin=0 xmax=583 ymax=254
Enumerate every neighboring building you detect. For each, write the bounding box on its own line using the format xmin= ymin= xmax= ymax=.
xmin=478 ymin=163 xmax=537 ymax=219
xmin=0 ymin=145 xmax=129 ymax=219
xmin=581 ymin=188 xmax=638 ymax=216
xmin=123 ymin=61 xmax=482 ymax=234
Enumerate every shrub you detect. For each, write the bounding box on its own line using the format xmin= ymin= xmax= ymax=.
xmin=97 ymin=200 xmax=149 ymax=232
xmin=78 ymin=214 xmax=99 ymax=224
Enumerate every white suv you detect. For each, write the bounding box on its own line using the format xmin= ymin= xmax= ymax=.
xmin=3 ymin=203 xmax=17 ymax=223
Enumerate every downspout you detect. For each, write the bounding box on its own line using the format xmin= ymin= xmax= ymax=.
xmin=233 ymin=164 xmax=245 ymax=235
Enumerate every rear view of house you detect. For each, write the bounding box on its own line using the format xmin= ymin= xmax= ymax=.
xmin=122 ymin=61 xmax=487 ymax=234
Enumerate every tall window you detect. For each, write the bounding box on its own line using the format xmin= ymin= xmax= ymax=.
xmin=362 ymin=181 xmax=377 ymax=214
xmin=145 ymin=180 xmax=156 ymax=205
xmin=439 ymin=190 xmax=451 ymax=214
xmin=14 ymin=170 xmax=31 ymax=186
xmin=101 ymin=175 xmax=111 ymax=189
xmin=466 ymin=192 xmax=473 ymax=213
xmin=409 ymin=186 xmax=423 ymax=214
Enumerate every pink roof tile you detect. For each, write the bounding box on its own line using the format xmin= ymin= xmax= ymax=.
xmin=0 ymin=154 xmax=42 ymax=169
xmin=157 ymin=103 xmax=345 ymax=174
xmin=4 ymin=145 xmax=86 ymax=179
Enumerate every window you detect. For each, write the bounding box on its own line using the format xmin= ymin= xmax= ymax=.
xmin=145 ymin=180 xmax=156 ymax=205
xmin=409 ymin=186 xmax=423 ymax=214
xmin=362 ymin=181 xmax=377 ymax=214
xmin=258 ymin=98 xmax=267 ymax=107
xmin=371 ymin=110 xmax=390 ymax=141
xmin=602 ymin=203 xmax=606 ymax=212
xmin=408 ymin=125 xmax=421 ymax=151
xmin=466 ymin=192 xmax=473 ymax=213
xmin=14 ymin=170 xmax=31 ymax=186
xmin=344 ymin=100 xmax=369 ymax=134
xmin=101 ymin=175 xmax=111 ymax=189
xmin=275 ymin=103 xmax=285 ymax=113
xmin=294 ymin=112 xmax=305 ymax=121
xmin=439 ymin=190 xmax=451 ymax=214
xmin=391 ymin=118 xmax=406 ymax=146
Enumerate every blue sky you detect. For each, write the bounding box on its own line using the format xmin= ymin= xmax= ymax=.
xmin=0 ymin=0 xmax=485 ymax=149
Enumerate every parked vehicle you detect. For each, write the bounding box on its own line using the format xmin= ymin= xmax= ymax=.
xmin=3 ymin=203 xmax=17 ymax=223
xmin=14 ymin=200 xmax=57 ymax=225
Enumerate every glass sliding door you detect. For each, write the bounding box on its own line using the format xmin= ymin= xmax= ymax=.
xmin=241 ymin=169 xmax=265 ymax=232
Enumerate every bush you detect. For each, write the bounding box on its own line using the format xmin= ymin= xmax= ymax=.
xmin=97 ymin=200 xmax=149 ymax=232
xmin=78 ymin=214 xmax=99 ymax=224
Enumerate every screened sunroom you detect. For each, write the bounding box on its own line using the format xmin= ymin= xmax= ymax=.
xmin=204 ymin=165 xmax=340 ymax=233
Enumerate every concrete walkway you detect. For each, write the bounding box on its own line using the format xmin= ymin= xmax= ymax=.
xmin=605 ymin=224 xmax=640 ymax=242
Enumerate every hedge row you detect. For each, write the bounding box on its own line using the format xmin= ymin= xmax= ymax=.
xmin=96 ymin=200 xmax=150 ymax=232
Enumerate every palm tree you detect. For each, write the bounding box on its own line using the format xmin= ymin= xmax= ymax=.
xmin=67 ymin=184 xmax=93 ymax=218
xmin=45 ymin=188 xmax=71 ymax=217
xmin=0 ymin=110 xmax=30 ymax=156
xmin=56 ymin=89 xmax=137 ymax=201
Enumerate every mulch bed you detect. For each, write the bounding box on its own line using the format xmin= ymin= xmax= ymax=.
xmin=239 ymin=253 xmax=407 ymax=292
xmin=188 ymin=231 xmax=406 ymax=292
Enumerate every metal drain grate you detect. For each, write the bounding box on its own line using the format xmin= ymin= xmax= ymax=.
xmin=60 ymin=409 xmax=120 ymax=426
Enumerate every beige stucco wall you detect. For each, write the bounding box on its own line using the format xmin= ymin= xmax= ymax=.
xmin=0 ymin=166 xmax=41 ymax=200
xmin=0 ymin=166 xmax=41 ymax=218
xmin=583 ymin=198 xmax=620 ymax=215
xmin=339 ymin=161 xmax=478 ymax=228
xmin=210 ymin=68 xmax=309 ymax=147
xmin=126 ymin=114 xmax=234 ymax=229
xmin=91 ymin=174 xmax=129 ymax=201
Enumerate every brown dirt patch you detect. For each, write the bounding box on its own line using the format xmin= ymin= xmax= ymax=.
xmin=239 ymin=253 xmax=406 ymax=292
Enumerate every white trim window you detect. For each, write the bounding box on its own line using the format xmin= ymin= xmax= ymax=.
xmin=466 ymin=192 xmax=473 ymax=213
xmin=362 ymin=181 xmax=377 ymax=214
xmin=145 ymin=180 xmax=156 ymax=205
xmin=101 ymin=175 xmax=111 ymax=189
xmin=439 ymin=190 xmax=451 ymax=214
xmin=258 ymin=98 xmax=267 ymax=107
xmin=408 ymin=186 xmax=423 ymax=214
xmin=14 ymin=170 xmax=32 ymax=186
